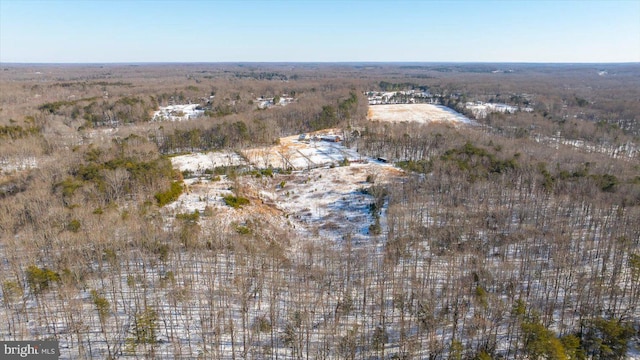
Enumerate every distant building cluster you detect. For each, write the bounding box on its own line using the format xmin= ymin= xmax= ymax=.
xmin=365 ymin=90 xmax=436 ymax=105
xmin=256 ymin=94 xmax=295 ymax=109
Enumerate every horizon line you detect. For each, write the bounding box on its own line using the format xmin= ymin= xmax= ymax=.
xmin=2 ymin=61 xmax=639 ymax=66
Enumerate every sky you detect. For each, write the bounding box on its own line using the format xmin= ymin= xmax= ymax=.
xmin=1 ymin=0 xmax=639 ymax=63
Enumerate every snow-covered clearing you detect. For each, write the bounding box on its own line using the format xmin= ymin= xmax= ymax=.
xmin=169 ymin=133 xmax=405 ymax=246
xmin=272 ymin=162 xmax=402 ymax=244
xmin=241 ymin=131 xmax=364 ymax=170
xmin=367 ymin=104 xmax=474 ymax=125
xmin=152 ymin=104 xmax=204 ymax=122
xmin=0 ymin=156 xmax=38 ymax=174
xmin=170 ymin=151 xmax=248 ymax=174
xmin=465 ymin=102 xmax=532 ymax=119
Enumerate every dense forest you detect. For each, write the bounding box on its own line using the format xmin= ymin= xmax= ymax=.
xmin=0 ymin=63 xmax=639 ymax=359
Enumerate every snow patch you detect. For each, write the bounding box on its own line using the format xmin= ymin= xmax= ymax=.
xmin=1 ymin=157 xmax=38 ymax=173
xmin=242 ymin=132 xmax=365 ymax=170
xmin=170 ymin=151 xmax=248 ymax=175
xmin=152 ymin=104 xmax=204 ymax=122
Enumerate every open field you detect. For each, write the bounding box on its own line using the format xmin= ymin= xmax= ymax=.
xmin=367 ymin=104 xmax=474 ymax=125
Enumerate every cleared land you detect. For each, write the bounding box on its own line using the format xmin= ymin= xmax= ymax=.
xmin=169 ymin=132 xmax=404 ymax=245
xmin=367 ymin=104 xmax=473 ymax=125
xmin=241 ymin=131 xmax=362 ymax=170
